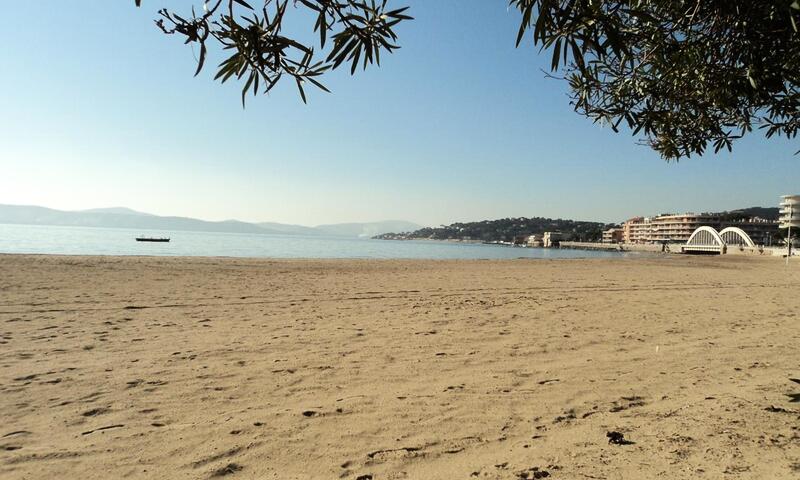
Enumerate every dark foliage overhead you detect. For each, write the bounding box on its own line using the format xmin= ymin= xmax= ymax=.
xmin=510 ymin=0 xmax=800 ymax=159
xmin=137 ymin=1 xmax=800 ymax=160
xmin=136 ymin=0 xmax=411 ymax=105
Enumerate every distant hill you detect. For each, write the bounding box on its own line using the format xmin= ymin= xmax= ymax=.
xmin=375 ymin=217 xmax=612 ymax=243
xmin=81 ymin=207 xmax=153 ymax=216
xmin=723 ymin=207 xmax=780 ymax=221
xmin=315 ymin=221 xmax=423 ymax=238
xmin=0 ymin=204 xmax=420 ymax=238
xmin=256 ymin=222 xmax=323 ymax=236
xmin=0 ymin=204 xmax=278 ymax=234
xmin=255 ymin=220 xmax=423 ymax=238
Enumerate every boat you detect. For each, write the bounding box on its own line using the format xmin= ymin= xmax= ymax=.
xmin=136 ymin=237 xmax=170 ymax=242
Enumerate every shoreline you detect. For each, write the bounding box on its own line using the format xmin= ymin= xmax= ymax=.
xmin=0 ymin=250 xmax=775 ymax=265
xmin=0 ymin=249 xmax=636 ymax=262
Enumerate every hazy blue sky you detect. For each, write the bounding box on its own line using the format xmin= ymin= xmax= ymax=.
xmin=1 ymin=1 xmax=797 ymax=227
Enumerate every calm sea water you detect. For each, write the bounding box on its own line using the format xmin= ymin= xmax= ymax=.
xmin=0 ymin=224 xmax=630 ymax=260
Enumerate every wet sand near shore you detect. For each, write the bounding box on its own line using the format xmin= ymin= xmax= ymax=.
xmin=0 ymin=254 xmax=798 ymax=479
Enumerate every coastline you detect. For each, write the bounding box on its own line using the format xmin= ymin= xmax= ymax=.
xmin=1 ymin=254 xmax=798 ymax=479
xmin=0 ymin=224 xmax=626 ymax=260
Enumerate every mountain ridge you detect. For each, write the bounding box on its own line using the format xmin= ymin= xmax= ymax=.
xmin=80 ymin=207 xmax=153 ymax=216
xmin=0 ymin=204 xmax=422 ymax=238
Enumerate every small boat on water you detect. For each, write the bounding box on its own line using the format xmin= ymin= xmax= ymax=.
xmin=136 ymin=237 xmax=170 ymax=243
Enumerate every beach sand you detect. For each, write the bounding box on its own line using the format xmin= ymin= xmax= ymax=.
xmin=0 ymin=254 xmax=798 ymax=479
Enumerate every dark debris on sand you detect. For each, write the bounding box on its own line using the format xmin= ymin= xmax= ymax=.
xmin=517 ymin=466 xmax=551 ymax=479
xmin=607 ymin=431 xmax=635 ymax=445
xmin=211 ymin=463 xmax=243 ymax=477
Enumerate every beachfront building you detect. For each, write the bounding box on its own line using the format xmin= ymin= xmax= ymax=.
xmin=649 ymin=213 xmax=722 ymax=243
xmin=622 ymin=217 xmax=652 ymax=244
xmin=602 ymin=228 xmax=624 ymax=244
xmin=780 ymin=194 xmax=800 ymax=250
xmin=780 ymin=195 xmax=800 ymax=228
xmin=526 ymin=234 xmax=544 ymax=247
xmin=621 ymin=213 xmax=778 ymax=245
xmin=543 ymin=231 xmax=562 ymax=248
xmin=513 ymin=235 xmax=529 ymax=246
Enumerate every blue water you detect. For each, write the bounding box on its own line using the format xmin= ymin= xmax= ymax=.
xmin=0 ymin=224 xmax=630 ymax=260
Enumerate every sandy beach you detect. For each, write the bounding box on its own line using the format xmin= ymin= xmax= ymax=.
xmin=0 ymin=254 xmax=798 ymax=479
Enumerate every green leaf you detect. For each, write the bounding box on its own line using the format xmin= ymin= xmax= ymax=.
xmin=551 ymin=38 xmax=561 ymax=71
xmin=194 ymin=43 xmax=207 ymax=76
xmin=232 ymin=0 xmax=254 ymax=10
xmin=296 ymin=78 xmax=307 ymax=104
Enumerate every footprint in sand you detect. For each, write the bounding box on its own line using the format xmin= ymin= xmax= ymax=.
xmin=82 ymin=407 xmax=110 ymax=417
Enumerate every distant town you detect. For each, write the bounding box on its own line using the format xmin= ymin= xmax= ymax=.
xmin=604 ymin=210 xmax=780 ymax=246
xmin=376 ymin=195 xmax=799 ymax=256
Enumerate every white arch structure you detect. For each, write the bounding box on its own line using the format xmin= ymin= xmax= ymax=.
xmin=719 ymin=227 xmax=756 ymax=247
xmin=682 ymin=225 xmax=756 ymax=254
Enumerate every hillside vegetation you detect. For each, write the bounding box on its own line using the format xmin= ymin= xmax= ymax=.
xmin=375 ymin=217 xmax=612 ymax=243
